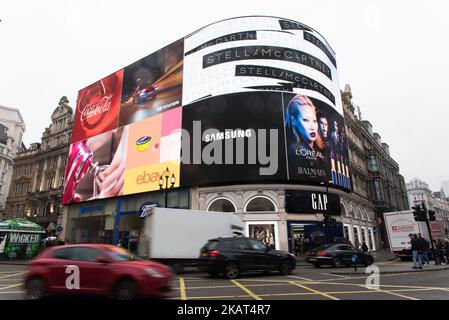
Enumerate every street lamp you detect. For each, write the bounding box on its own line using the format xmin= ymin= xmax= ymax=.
xmin=159 ymin=167 xmax=176 ymax=207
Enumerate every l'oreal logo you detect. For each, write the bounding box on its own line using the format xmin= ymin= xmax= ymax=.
xmin=136 ymin=171 xmax=161 ymax=185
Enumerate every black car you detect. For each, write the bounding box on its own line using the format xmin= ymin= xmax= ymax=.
xmin=198 ymin=237 xmax=296 ymax=279
xmin=306 ymin=243 xmax=374 ymax=268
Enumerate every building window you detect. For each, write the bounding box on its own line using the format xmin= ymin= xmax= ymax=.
xmin=207 ymin=198 xmax=237 ymax=212
xmin=373 ymin=180 xmax=383 ymax=201
xmin=244 ymin=196 xmax=277 ymax=212
xmin=368 ymin=155 xmax=378 ymax=172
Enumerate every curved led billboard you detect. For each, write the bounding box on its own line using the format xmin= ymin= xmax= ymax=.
xmin=63 ymin=16 xmax=350 ymax=205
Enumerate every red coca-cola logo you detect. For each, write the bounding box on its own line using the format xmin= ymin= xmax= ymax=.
xmin=72 ymin=69 xmax=123 ymax=143
xmin=80 ymin=94 xmax=112 ymax=124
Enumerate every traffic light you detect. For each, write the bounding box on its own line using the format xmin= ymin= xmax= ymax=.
xmin=428 ymin=210 xmax=436 ymax=221
xmin=412 ymin=205 xmax=422 ymax=221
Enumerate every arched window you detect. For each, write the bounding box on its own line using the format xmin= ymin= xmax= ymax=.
xmin=244 ymin=196 xmax=277 ymax=212
xmin=358 ymin=209 xmax=364 ymax=221
xmin=207 ymin=198 xmax=236 ymax=212
xmin=340 ymin=202 xmax=348 ymax=216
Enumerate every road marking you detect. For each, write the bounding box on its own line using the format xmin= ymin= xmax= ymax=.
xmin=321 ymin=273 xmax=350 ymax=279
xmin=0 ymin=291 xmax=24 ymax=294
xmin=173 ymin=282 xmax=290 ymax=290
xmin=288 ymin=275 xmax=313 ymax=281
xmin=289 ymin=281 xmax=339 ymax=300
xmin=178 ymin=277 xmax=187 ymax=300
xmin=169 ymin=294 xmax=254 ymax=300
xmin=358 ymin=284 xmax=419 ymax=300
xmin=230 ymin=280 xmax=262 ymax=300
xmin=0 ymin=283 xmax=23 ymax=291
xmin=0 ymin=272 xmax=24 ymax=280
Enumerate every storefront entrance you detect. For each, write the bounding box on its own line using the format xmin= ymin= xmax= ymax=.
xmin=287 ymin=221 xmax=344 ymax=254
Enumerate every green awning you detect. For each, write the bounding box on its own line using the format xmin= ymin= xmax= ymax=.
xmin=0 ymin=218 xmax=45 ymax=233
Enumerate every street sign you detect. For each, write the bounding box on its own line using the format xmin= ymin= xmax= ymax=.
xmin=351 ymin=254 xmax=358 ymax=263
xmin=139 ymin=201 xmax=160 ymax=219
xmin=56 ymin=225 xmax=63 ymax=232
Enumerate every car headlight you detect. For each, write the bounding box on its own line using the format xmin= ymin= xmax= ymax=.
xmin=145 ymin=268 xmax=164 ymax=278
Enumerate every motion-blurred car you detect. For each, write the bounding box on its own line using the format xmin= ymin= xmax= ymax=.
xmin=133 ymin=60 xmax=183 ymax=104
xmin=198 ymin=237 xmax=296 ymax=279
xmin=24 ymin=244 xmax=173 ymax=300
xmin=306 ymin=243 xmax=374 ymax=268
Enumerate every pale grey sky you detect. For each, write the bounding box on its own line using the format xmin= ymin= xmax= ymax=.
xmin=0 ymin=0 xmax=448 ymax=191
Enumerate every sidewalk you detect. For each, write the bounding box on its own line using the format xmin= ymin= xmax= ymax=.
xmin=331 ymin=262 xmax=449 ymax=275
xmin=294 ymin=249 xmax=397 ymax=266
xmin=0 ymin=259 xmax=30 ymax=266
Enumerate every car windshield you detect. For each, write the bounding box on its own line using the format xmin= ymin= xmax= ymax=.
xmin=107 ymin=247 xmax=141 ymax=262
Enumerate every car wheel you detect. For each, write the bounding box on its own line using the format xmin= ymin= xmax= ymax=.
xmin=279 ymin=260 xmax=294 ymax=275
xmin=224 ymin=262 xmax=239 ymax=279
xmin=113 ymin=280 xmax=138 ymax=300
xmin=313 ymin=263 xmax=321 ymax=268
xmin=25 ymin=277 xmax=46 ymax=300
xmin=332 ymin=258 xmax=342 ymax=268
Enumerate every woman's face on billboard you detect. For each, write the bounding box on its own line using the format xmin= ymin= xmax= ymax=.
xmin=292 ymin=103 xmax=318 ymax=145
xmin=318 ymin=117 xmax=328 ymax=138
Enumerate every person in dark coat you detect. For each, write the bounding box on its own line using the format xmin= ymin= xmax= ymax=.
xmin=361 ymin=242 xmax=369 ymax=252
xmin=409 ymin=233 xmax=422 ymax=269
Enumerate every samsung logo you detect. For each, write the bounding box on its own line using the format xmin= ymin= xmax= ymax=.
xmin=204 ymin=129 xmax=252 ymax=142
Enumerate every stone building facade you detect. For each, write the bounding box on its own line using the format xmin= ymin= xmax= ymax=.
xmin=407 ymin=177 xmax=449 ymax=237
xmin=5 ymin=97 xmax=73 ymax=233
xmin=0 ymin=106 xmax=26 ymax=219
xmin=340 ymin=85 xmax=409 ymax=249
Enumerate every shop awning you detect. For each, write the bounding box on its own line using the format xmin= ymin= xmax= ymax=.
xmin=0 ymin=218 xmax=45 ymax=233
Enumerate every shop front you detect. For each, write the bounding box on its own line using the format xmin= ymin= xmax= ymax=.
xmin=65 ymin=200 xmax=116 ymax=244
xmin=113 ymin=188 xmax=190 ymax=252
xmin=285 ymin=189 xmax=343 ymax=253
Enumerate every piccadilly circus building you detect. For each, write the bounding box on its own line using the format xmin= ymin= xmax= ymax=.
xmin=60 ymin=16 xmax=378 ymax=253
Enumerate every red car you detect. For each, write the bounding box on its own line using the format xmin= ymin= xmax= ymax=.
xmin=24 ymin=244 xmax=173 ymax=300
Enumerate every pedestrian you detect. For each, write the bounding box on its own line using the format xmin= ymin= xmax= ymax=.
xmin=299 ymin=235 xmax=305 ymax=256
xmin=294 ymin=236 xmax=300 ymax=256
xmin=437 ymin=239 xmax=446 ymax=265
xmin=361 ymin=242 xmax=369 ymax=252
xmin=444 ymin=238 xmax=449 ymax=264
xmin=417 ymin=233 xmax=430 ymax=265
xmin=431 ymin=240 xmax=440 ymax=265
xmin=409 ymin=233 xmax=422 ymax=269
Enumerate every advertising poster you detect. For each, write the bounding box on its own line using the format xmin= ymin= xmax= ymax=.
xmin=119 ymin=39 xmax=184 ymax=126
xmin=283 ymin=93 xmax=351 ymax=189
xmin=71 ymin=70 xmax=124 ymax=143
xmin=64 ymin=16 xmax=351 ymax=205
xmin=180 ymin=91 xmax=287 ymax=187
xmin=249 ymin=224 xmax=276 ymax=249
xmin=123 ymin=107 xmax=182 ymax=195
xmin=62 ymin=126 xmax=129 ymax=204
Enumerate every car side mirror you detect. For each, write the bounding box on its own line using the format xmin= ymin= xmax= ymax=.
xmin=96 ymin=256 xmax=110 ymax=263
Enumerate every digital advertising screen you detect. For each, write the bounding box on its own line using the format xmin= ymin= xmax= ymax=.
xmin=63 ymin=16 xmax=350 ymax=205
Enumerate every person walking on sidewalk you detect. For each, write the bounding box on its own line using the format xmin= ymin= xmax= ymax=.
xmin=409 ymin=233 xmax=422 ymax=269
xmin=418 ymin=233 xmax=430 ymax=265
xmin=444 ymin=238 xmax=449 ymax=264
xmin=437 ymin=239 xmax=446 ymax=265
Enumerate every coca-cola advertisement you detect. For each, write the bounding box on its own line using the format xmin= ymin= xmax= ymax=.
xmin=71 ymin=70 xmax=124 ymax=143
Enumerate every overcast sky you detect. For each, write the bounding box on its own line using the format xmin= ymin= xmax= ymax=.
xmin=0 ymin=0 xmax=448 ymax=191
